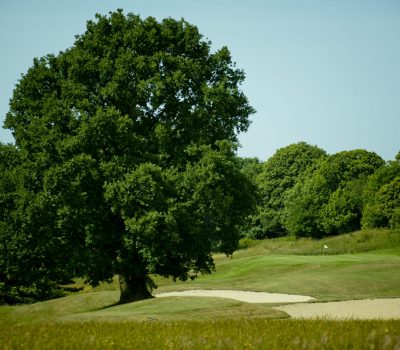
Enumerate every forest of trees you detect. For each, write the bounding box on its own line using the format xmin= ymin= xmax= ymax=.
xmin=239 ymin=142 xmax=400 ymax=240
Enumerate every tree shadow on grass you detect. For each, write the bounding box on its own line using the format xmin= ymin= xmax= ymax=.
xmin=98 ymin=294 xmax=155 ymax=310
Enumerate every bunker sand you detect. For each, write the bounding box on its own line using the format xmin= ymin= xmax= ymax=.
xmin=155 ymin=289 xmax=314 ymax=303
xmin=156 ymin=290 xmax=400 ymax=319
xmin=274 ymin=298 xmax=400 ymax=320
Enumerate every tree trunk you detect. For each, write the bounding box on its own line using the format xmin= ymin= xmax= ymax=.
xmin=119 ymin=273 xmax=153 ymax=304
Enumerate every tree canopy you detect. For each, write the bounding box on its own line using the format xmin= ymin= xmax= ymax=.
xmin=0 ymin=10 xmax=255 ymax=304
xmin=362 ymin=159 xmax=400 ymax=229
xmin=244 ymin=142 xmax=326 ymax=238
xmin=283 ymin=149 xmax=385 ymax=238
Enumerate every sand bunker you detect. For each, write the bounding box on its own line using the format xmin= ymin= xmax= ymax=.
xmin=155 ymin=289 xmax=315 ymax=303
xmin=274 ymin=298 xmax=400 ymax=320
xmin=155 ymin=290 xmax=400 ymax=319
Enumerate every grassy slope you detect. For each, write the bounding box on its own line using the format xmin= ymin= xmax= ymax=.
xmin=155 ymin=250 xmax=400 ymax=300
xmin=0 ymin=229 xmax=399 ymax=325
xmin=155 ymin=229 xmax=400 ymax=300
xmin=0 ymin=292 xmax=286 ymax=325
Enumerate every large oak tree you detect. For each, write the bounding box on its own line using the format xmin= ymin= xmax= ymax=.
xmin=1 ymin=10 xmax=255 ymax=303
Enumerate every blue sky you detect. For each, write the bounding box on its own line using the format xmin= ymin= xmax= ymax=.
xmin=1 ymin=0 xmax=399 ymax=160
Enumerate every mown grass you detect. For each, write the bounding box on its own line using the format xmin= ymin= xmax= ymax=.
xmin=64 ymin=296 xmax=286 ymax=322
xmin=155 ymin=250 xmax=400 ymax=301
xmin=153 ymin=229 xmax=400 ymax=301
xmin=0 ymin=292 xmax=286 ymax=325
xmin=1 ymin=319 xmax=399 ymax=350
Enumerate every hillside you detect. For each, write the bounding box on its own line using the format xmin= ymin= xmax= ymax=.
xmin=1 ymin=229 xmax=399 ymax=349
xmin=1 ymin=228 xmax=399 ymax=325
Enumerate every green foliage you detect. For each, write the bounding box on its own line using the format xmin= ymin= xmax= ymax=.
xmin=246 ymin=142 xmax=326 ymax=238
xmin=0 ymin=144 xmax=67 ymax=303
xmin=283 ymin=171 xmax=330 ymax=237
xmin=284 ymin=150 xmax=385 ymax=238
xmin=368 ymin=177 xmax=400 ymax=227
xmin=1 ymin=10 xmax=255 ymax=303
xmin=318 ymin=179 xmax=365 ymax=235
xmin=235 ymin=157 xmax=263 ymax=237
xmin=390 ymin=208 xmax=400 ymax=229
xmin=362 ymin=160 xmax=400 ymax=229
xmin=236 ymin=157 xmax=263 ymax=179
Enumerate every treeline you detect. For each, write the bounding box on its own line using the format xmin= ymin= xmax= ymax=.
xmin=239 ymin=142 xmax=400 ymax=239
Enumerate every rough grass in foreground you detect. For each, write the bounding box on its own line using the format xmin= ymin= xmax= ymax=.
xmin=1 ymin=319 xmax=399 ymax=350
